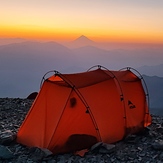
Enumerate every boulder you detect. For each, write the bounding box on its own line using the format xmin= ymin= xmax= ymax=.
xmin=27 ymin=92 xmax=38 ymax=100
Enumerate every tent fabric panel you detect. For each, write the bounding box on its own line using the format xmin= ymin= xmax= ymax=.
xmin=47 ymin=76 xmax=69 ymax=87
xmin=144 ymin=108 xmax=152 ymax=127
xmin=80 ymin=79 xmax=125 ymax=143
xmin=48 ymin=75 xmax=63 ymax=81
xmin=43 ymin=83 xmax=72 ymax=146
xmin=111 ymin=70 xmax=140 ymax=82
xmin=120 ymin=80 xmax=147 ymax=133
xmin=48 ymin=91 xmax=99 ymax=154
xmin=113 ymin=69 xmax=151 ymax=130
xmin=62 ymin=69 xmax=112 ymax=88
xmin=17 ymin=82 xmax=49 ymax=147
xmin=111 ymin=70 xmax=151 ymax=131
xmin=17 ymin=81 xmax=71 ymax=148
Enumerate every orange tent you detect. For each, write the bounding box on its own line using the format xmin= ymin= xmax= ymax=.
xmin=17 ymin=65 xmax=151 ymax=154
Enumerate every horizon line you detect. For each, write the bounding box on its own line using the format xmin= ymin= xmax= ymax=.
xmin=0 ymin=35 xmax=163 ymax=45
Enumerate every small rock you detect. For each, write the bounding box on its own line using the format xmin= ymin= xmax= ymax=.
xmin=99 ymin=143 xmax=115 ymax=154
xmin=40 ymin=148 xmax=53 ymax=157
xmin=0 ymin=130 xmax=16 ymax=145
xmin=152 ymin=141 xmax=163 ymax=150
xmin=124 ymin=135 xmax=138 ymax=144
xmin=156 ymin=126 xmax=163 ymax=134
xmin=159 ymin=152 xmax=163 ymax=159
xmin=90 ymin=142 xmax=103 ymax=151
xmin=137 ymin=147 xmax=142 ymax=151
xmin=29 ymin=147 xmax=44 ymax=161
xmin=90 ymin=142 xmax=115 ymax=154
xmin=0 ymin=145 xmax=14 ymax=159
xmin=139 ymin=152 xmax=145 ymax=157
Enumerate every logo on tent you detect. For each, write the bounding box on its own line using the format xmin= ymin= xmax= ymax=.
xmin=128 ymin=100 xmax=136 ymax=109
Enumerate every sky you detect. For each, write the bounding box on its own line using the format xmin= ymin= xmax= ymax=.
xmin=1 ymin=0 xmax=163 ymax=43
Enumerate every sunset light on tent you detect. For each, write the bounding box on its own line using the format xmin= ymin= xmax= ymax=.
xmin=1 ymin=1 xmax=163 ymax=161
xmin=17 ymin=66 xmax=151 ymax=154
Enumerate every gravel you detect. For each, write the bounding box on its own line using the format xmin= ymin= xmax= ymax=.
xmin=0 ymin=98 xmax=163 ymax=163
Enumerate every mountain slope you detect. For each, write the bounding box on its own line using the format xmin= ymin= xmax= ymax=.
xmin=138 ymin=64 xmax=163 ymax=77
xmin=0 ymin=41 xmax=74 ymax=71
xmin=0 ymin=39 xmax=163 ymax=113
xmin=0 ymin=41 xmax=77 ymax=97
xmin=143 ymin=75 xmax=163 ymax=115
xmin=0 ymin=38 xmax=27 ymax=45
xmin=65 ymin=35 xmax=96 ymax=49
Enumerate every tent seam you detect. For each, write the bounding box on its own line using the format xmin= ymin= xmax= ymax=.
xmin=47 ymin=89 xmax=73 ymax=148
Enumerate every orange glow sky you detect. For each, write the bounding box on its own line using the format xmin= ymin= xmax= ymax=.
xmin=1 ymin=0 xmax=163 ymax=43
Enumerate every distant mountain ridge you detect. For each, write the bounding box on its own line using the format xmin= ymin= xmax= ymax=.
xmin=65 ymin=35 xmax=96 ymax=49
xmin=0 ymin=38 xmax=163 ymax=115
xmin=138 ymin=64 xmax=163 ymax=77
xmin=0 ymin=38 xmax=28 ymax=45
xmin=73 ymin=35 xmax=94 ymax=44
xmin=143 ymin=75 xmax=163 ymax=115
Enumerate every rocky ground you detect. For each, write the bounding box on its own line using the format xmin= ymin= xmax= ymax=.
xmin=0 ymin=98 xmax=163 ymax=163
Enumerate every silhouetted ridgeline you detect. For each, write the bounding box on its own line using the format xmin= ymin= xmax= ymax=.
xmin=0 ymin=39 xmax=163 ymax=114
xmin=142 ymin=75 xmax=163 ymax=116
